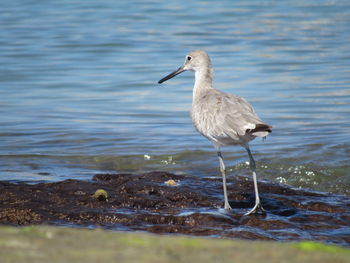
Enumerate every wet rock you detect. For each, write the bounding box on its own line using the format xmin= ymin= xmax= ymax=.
xmin=0 ymin=172 xmax=349 ymax=247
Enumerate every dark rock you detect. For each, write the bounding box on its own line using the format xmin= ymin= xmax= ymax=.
xmin=0 ymin=172 xmax=349 ymax=247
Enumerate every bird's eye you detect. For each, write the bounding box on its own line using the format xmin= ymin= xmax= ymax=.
xmin=187 ymin=56 xmax=192 ymax=61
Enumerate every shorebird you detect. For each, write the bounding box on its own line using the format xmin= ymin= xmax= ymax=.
xmin=158 ymin=50 xmax=272 ymax=215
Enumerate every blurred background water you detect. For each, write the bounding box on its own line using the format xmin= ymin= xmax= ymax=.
xmin=0 ymin=0 xmax=349 ymax=195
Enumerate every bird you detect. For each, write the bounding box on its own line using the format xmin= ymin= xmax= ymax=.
xmin=158 ymin=50 xmax=272 ymax=215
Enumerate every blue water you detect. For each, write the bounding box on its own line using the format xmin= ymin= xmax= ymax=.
xmin=0 ymin=0 xmax=349 ymax=195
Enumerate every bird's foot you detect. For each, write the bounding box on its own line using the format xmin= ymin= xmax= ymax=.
xmin=244 ymin=202 xmax=265 ymax=216
xmin=224 ymin=202 xmax=232 ymax=211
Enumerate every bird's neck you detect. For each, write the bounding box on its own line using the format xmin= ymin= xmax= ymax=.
xmin=193 ymin=67 xmax=213 ymax=99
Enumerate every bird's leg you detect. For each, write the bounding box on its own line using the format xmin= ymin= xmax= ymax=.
xmin=244 ymin=146 xmax=265 ymax=215
xmin=217 ymin=151 xmax=232 ymax=210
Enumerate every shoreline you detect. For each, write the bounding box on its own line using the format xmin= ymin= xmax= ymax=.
xmin=0 ymin=225 xmax=349 ymax=263
xmin=1 ymin=171 xmax=349 ymax=246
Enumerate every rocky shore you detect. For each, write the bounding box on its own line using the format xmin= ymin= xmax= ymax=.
xmin=1 ymin=171 xmax=349 ymax=246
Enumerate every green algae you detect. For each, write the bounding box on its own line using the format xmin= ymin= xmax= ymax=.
xmin=297 ymin=241 xmax=350 ymax=255
xmin=0 ymin=226 xmax=348 ymax=263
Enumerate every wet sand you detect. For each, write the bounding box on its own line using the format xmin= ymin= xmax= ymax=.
xmin=0 ymin=172 xmax=349 ymax=246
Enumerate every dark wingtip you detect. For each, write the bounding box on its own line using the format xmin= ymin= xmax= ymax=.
xmin=246 ymin=124 xmax=273 ymax=134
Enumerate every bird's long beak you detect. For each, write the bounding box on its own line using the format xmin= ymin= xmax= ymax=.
xmin=158 ymin=66 xmax=185 ymax=84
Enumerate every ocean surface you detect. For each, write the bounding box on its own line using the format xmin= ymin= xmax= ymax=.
xmin=1 ymin=0 xmax=349 ymax=196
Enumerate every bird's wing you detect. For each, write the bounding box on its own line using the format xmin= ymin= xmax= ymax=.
xmin=210 ymin=90 xmax=265 ymax=137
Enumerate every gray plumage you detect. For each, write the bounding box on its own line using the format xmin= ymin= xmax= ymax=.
xmin=191 ymin=88 xmax=271 ymax=147
xmin=158 ymin=50 xmax=272 ymax=215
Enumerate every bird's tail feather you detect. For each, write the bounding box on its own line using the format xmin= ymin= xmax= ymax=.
xmin=246 ymin=123 xmax=272 ymax=137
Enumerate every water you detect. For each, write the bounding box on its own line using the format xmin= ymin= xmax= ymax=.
xmin=1 ymin=0 xmax=349 ymax=196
